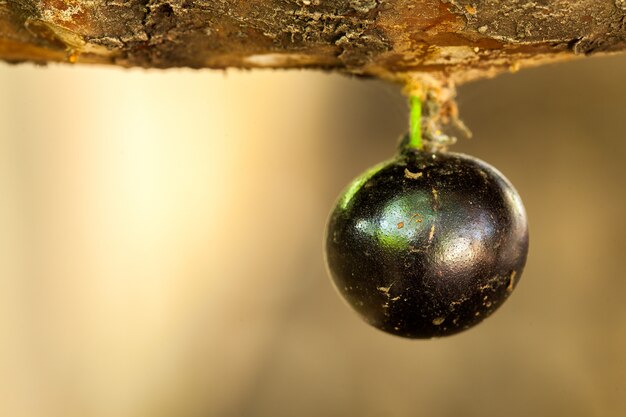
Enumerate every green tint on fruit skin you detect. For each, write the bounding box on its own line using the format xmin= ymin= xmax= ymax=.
xmin=376 ymin=191 xmax=434 ymax=251
xmin=338 ymin=160 xmax=388 ymax=211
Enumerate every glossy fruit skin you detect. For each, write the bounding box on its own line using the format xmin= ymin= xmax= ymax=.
xmin=325 ymin=149 xmax=528 ymax=338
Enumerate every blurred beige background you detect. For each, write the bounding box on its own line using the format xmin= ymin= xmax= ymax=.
xmin=1 ymin=54 xmax=625 ymax=417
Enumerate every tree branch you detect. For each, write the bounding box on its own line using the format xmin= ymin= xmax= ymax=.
xmin=1 ymin=1 xmax=625 ymax=83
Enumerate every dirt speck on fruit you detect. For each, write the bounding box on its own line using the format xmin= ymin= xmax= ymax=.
xmin=404 ymin=168 xmax=423 ymax=179
xmin=478 ymin=275 xmax=502 ymax=292
xmin=507 ymin=270 xmax=517 ymax=293
xmin=428 ymin=224 xmax=436 ymax=244
xmin=431 ymin=188 xmax=440 ymax=209
xmin=377 ymin=285 xmax=391 ymax=295
xmin=450 ymin=294 xmax=469 ymax=311
xmin=410 ymin=213 xmax=423 ymax=223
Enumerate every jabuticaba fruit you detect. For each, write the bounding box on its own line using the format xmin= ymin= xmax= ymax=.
xmin=325 ymin=148 xmax=529 ymax=338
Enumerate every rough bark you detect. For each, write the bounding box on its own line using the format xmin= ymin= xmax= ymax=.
xmin=1 ymin=1 xmax=625 ymax=84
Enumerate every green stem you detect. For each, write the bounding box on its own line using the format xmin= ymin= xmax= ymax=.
xmin=409 ymin=96 xmax=423 ymax=150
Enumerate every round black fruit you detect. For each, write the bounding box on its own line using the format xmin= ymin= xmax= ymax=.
xmin=325 ymin=148 xmax=529 ymax=338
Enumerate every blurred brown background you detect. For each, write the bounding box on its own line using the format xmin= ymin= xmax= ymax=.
xmin=1 ymin=54 xmax=625 ymax=417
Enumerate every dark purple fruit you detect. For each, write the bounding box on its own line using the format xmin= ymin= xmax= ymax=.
xmin=325 ymin=148 xmax=528 ymax=338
